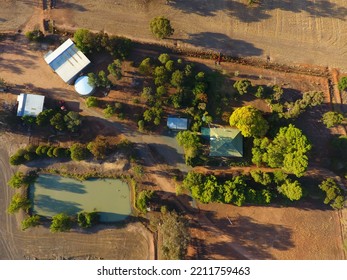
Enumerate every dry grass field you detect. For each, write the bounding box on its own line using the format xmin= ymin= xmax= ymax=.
xmin=46 ymin=0 xmax=347 ymax=72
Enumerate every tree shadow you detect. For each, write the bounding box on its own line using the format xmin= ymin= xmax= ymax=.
xmin=34 ymin=173 xmax=87 ymax=194
xmin=57 ymin=1 xmax=88 ymax=12
xmin=32 ymin=194 xmax=83 ymax=215
xmin=203 ymin=212 xmax=294 ymax=259
xmin=184 ymin=32 xmax=263 ymax=57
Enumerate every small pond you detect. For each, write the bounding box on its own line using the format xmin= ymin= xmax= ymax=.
xmin=29 ymin=174 xmax=131 ymax=222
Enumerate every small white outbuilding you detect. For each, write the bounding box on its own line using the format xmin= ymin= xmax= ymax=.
xmin=17 ymin=93 xmax=45 ymax=117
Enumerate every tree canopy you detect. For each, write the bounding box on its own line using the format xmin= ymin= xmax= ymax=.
xmin=277 ymin=179 xmax=303 ymax=201
xmin=252 ymin=124 xmax=311 ymax=177
xmin=322 ymin=111 xmax=344 ymax=128
xmin=319 ymin=178 xmax=345 ymax=209
xmin=229 ymin=105 xmax=269 ymax=138
xmin=150 ymin=16 xmax=174 ymax=39
xmin=176 ymin=131 xmax=200 ymax=165
xmin=50 ymin=213 xmax=72 ymax=233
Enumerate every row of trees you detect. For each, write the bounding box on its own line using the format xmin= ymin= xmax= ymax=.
xmin=29 ymin=109 xmax=82 ymax=132
xmin=73 ymin=29 xmax=132 ymax=59
xmin=9 ymin=136 xmax=116 ymax=165
xmin=181 ymin=171 xmax=345 ymax=208
xmin=181 ymin=170 xmax=305 ymax=206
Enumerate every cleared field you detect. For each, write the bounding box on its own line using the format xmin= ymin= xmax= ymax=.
xmin=0 ymin=0 xmax=36 ymax=31
xmin=45 ymin=0 xmax=347 ymax=71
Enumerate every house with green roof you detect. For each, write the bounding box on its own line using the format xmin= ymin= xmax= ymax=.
xmin=201 ymin=127 xmax=243 ymax=157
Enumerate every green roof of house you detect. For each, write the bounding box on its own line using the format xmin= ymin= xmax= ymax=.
xmin=201 ymin=127 xmax=243 ymax=157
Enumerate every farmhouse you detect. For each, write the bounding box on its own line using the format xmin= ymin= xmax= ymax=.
xmin=201 ymin=127 xmax=243 ymax=157
xmin=44 ymin=38 xmax=91 ymax=84
xmin=167 ymin=116 xmax=189 ymax=130
xmin=17 ymin=93 xmax=45 ymax=117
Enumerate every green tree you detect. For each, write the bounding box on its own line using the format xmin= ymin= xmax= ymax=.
xmin=233 ymin=79 xmax=252 ymax=95
xmin=138 ymin=119 xmax=145 ymax=132
xmin=252 ymin=125 xmax=311 ymax=177
xmin=136 ymin=190 xmax=154 ymax=213
xmin=322 ymin=111 xmax=344 ymax=128
xmin=176 ymin=131 xmax=200 ymax=165
xmin=86 ymin=96 xmax=98 ymax=108
xmin=338 ymin=77 xmax=347 ymax=91
xmin=87 ymin=136 xmax=109 ymax=159
xmin=229 ymin=105 xmax=269 ymax=137
xmin=70 ymin=143 xmax=88 ymax=161
xmin=21 ymin=215 xmax=40 ymax=231
xmin=107 ymin=59 xmax=122 ymax=80
xmin=50 ymin=113 xmax=65 ymax=131
xmin=319 ymin=178 xmax=345 ymax=209
xmin=77 ymin=212 xmax=99 ymax=228
xmin=138 ymin=58 xmax=152 ymax=75
xmin=103 ymin=104 xmax=116 ymax=118
xmin=165 ymin=60 xmax=175 ymax=72
xmin=50 ymin=213 xmax=72 ymax=233
xmin=8 ymin=193 xmax=31 ymax=214
xmin=8 ymin=171 xmax=33 ymax=188
xmin=64 ymin=111 xmax=81 ymax=132
xmin=150 ymin=16 xmax=174 ymax=39
xmin=36 ymin=109 xmax=55 ymax=126
xmin=73 ymin=29 xmax=95 ymax=53
xmin=278 ymin=180 xmax=303 ymax=201
xmin=158 ymin=53 xmax=170 ymax=64
xmin=171 ymin=70 xmax=184 ymax=88
xmin=250 ymin=169 xmax=272 ymax=186
xmin=25 ymin=29 xmax=44 ymax=42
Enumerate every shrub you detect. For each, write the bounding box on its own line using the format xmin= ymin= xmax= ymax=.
xmin=8 ymin=193 xmax=31 ymax=214
xmin=322 ymin=111 xmax=344 ymax=128
xmin=77 ymin=211 xmax=99 ymax=228
xmin=50 ymin=213 xmax=72 ymax=233
xmin=338 ymin=77 xmax=347 ymax=91
xmin=138 ymin=119 xmax=145 ymax=132
xmin=70 ymin=143 xmax=88 ymax=161
xmin=319 ymin=178 xmax=345 ymax=209
xmin=86 ymin=96 xmax=98 ymax=108
xmin=136 ymin=190 xmax=154 ymax=213
xmin=25 ymin=29 xmax=44 ymax=42
xmin=21 ymin=215 xmax=40 ymax=231
xmin=103 ymin=104 xmax=116 ymax=118
xmin=139 ymin=58 xmax=152 ymax=75
xmin=158 ymin=53 xmax=170 ymax=64
xmin=233 ymin=79 xmax=252 ymax=95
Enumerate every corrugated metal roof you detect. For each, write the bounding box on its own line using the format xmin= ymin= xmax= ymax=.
xmin=167 ymin=117 xmax=188 ymax=130
xmin=17 ymin=93 xmax=45 ymax=117
xmin=44 ymin=39 xmax=90 ymax=83
xmin=202 ymin=127 xmax=243 ymax=157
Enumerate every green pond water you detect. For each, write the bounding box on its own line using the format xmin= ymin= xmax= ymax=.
xmin=29 ymin=174 xmax=131 ymax=222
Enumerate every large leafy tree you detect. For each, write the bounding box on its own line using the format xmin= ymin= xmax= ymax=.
xmin=176 ymin=131 xmax=200 ymax=165
xmin=150 ymin=16 xmax=174 ymax=39
xmin=229 ymin=105 xmax=269 ymax=137
xmin=252 ymin=124 xmax=311 ymax=177
xmin=73 ymin=29 xmax=95 ymax=53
